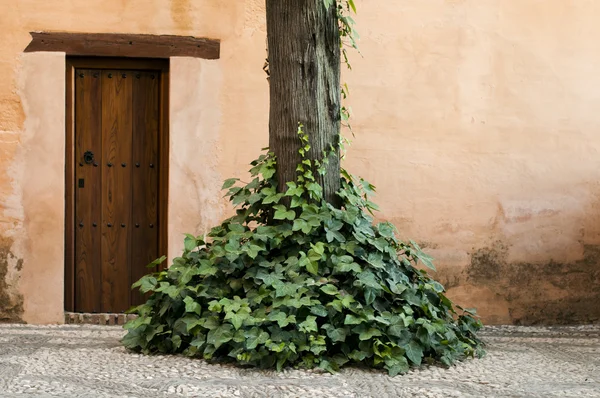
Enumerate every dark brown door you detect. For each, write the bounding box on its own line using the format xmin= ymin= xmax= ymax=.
xmin=74 ymin=68 xmax=161 ymax=313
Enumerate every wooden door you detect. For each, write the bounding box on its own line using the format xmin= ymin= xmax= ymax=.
xmin=72 ymin=66 xmax=163 ymax=313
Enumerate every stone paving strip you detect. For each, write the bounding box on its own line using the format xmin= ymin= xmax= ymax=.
xmin=0 ymin=324 xmax=598 ymax=397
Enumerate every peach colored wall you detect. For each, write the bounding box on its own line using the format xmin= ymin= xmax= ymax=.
xmin=1 ymin=0 xmax=599 ymax=325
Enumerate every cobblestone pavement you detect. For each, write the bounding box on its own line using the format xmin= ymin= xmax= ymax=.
xmin=0 ymin=324 xmax=598 ymax=397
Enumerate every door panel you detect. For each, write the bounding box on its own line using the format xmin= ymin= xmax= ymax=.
xmin=101 ymin=70 xmax=133 ymax=313
xmin=74 ymin=70 xmax=102 ymax=313
xmin=73 ymin=66 xmax=161 ymax=313
xmin=131 ymin=72 xmax=160 ymax=306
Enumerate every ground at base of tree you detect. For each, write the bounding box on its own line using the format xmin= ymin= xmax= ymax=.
xmin=0 ymin=324 xmax=598 ymax=397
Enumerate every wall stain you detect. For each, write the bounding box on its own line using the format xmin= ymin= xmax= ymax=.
xmin=170 ymin=0 xmax=193 ymax=33
xmin=467 ymin=241 xmax=600 ymax=325
xmin=0 ymin=236 xmax=24 ymax=323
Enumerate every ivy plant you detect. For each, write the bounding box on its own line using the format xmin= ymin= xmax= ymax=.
xmin=122 ymin=127 xmax=485 ymax=376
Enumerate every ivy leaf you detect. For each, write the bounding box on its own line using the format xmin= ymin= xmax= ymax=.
xmin=263 ymin=193 xmax=284 ymax=204
xmin=310 ymin=305 xmax=328 ymax=317
xmin=207 ymin=324 xmax=234 ymax=349
xmin=348 ymin=349 xmax=368 ymax=362
xmin=268 ymin=311 xmax=296 ymax=327
xmin=326 ymin=230 xmax=346 ymax=243
xmin=132 ymin=275 xmax=157 ymax=293
xmin=306 ymin=260 xmax=319 ymax=275
xmin=183 ymin=296 xmax=202 ymax=315
xmin=410 ymin=240 xmax=437 ymax=272
xmin=298 ymin=316 xmax=318 ymax=333
xmin=290 ymin=196 xmax=305 ymax=208
xmin=320 ymin=284 xmax=339 ymax=295
xmin=335 ymin=261 xmax=362 ymax=274
xmin=273 ymin=281 xmax=300 ymax=297
xmin=377 ymin=222 xmax=394 ymax=238
xmin=246 ymin=328 xmax=269 ymax=350
xmin=357 ymin=272 xmax=382 ymax=290
xmin=273 ymin=205 xmax=296 ymax=220
xmin=347 ymin=0 xmax=357 ymax=14
xmin=404 ymin=340 xmax=424 ymax=366
xmin=184 ymin=235 xmax=197 ymax=252
xmin=323 ymin=324 xmax=348 ymax=342
xmin=385 ymin=356 xmax=409 ymax=377
xmin=225 ymin=310 xmax=249 ymax=330
xmin=197 ymin=262 xmax=218 ymax=276
xmin=292 ymin=219 xmax=308 ymax=232
xmin=222 ymin=178 xmax=238 ymax=189
xmin=311 ymin=242 xmax=325 ymax=255
xmin=145 ymin=255 xmax=167 ymax=269
xmin=358 ymin=328 xmax=382 ymax=341
xmin=344 ymin=314 xmax=364 ymax=325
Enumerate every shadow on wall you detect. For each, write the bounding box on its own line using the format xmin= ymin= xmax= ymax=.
xmin=442 ymin=240 xmax=600 ymax=326
xmin=0 ymin=236 xmax=24 ymax=322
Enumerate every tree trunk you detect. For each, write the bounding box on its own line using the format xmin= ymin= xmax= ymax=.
xmin=266 ymin=0 xmax=341 ymax=205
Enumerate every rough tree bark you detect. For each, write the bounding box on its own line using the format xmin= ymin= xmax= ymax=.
xmin=266 ymin=0 xmax=341 ymax=205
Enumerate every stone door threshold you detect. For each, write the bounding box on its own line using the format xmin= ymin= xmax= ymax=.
xmin=65 ymin=312 xmax=138 ymax=325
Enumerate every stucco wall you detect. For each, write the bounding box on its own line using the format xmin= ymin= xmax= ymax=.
xmin=1 ymin=0 xmax=599 ymax=325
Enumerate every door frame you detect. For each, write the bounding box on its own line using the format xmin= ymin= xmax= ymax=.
xmin=64 ymin=57 xmax=170 ymax=312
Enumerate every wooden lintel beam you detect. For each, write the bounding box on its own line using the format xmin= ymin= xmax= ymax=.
xmin=25 ymin=32 xmax=220 ymax=60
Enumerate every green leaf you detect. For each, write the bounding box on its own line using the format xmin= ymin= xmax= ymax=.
xmin=344 ymin=314 xmax=364 ymax=325
xmin=268 ymin=311 xmax=296 ymax=327
xmin=246 ymin=328 xmax=270 ymax=350
xmin=306 ymin=260 xmax=319 ymax=275
xmin=328 ymin=300 xmax=343 ymax=312
xmin=348 ymin=349 xmax=368 ymax=361
xmin=225 ymin=310 xmax=249 ymax=330
xmin=404 ymin=340 xmax=424 ymax=365
xmin=146 ymin=255 xmax=167 ymax=269
xmin=385 ymin=356 xmax=409 ymax=377
xmin=132 ymin=275 xmax=157 ymax=293
xmin=290 ymin=196 xmax=305 ymax=208
xmin=206 ymin=324 xmax=234 ymax=349
xmin=326 ymin=230 xmax=346 ymax=243
xmin=411 ymin=240 xmax=437 ymax=271
xmin=273 ymin=205 xmax=296 ymax=220
xmin=197 ymin=262 xmax=218 ymax=276
xmin=298 ymin=316 xmax=318 ymax=333
xmin=183 ymin=296 xmax=202 ymax=315
xmin=222 ymin=178 xmax=238 ymax=189
xmin=311 ymin=242 xmax=325 ymax=255
xmin=377 ymin=222 xmax=394 ymax=238
xmin=310 ymin=305 xmax=328 ymax=317
xmin=263 ymin=193 xmax=284 ymax=204
xmin=347 ymin=0 xmax=357 ymax=13
xmin=171 ymin=335 xmax=182 ymax=350
xmin=320 ymin=284 xmax=339 ymax=295
xmin=335 ymin=261 xmax=362 ymax=274
xmin=364 ymin=288 xmax=376 ymax=305
xmin=358 ymin=328 xmax=382 ymax=341
xmin=357 ymin=271 xmax=382 ymax=290
xmin=292 ymin=219 xmax=309 ymax=232
xmin=323 ymin=324 xmax=348 ymax=342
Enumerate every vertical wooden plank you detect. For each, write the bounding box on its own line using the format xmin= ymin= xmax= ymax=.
xmin=101 ymin=70 xmax=133 ymax=313
xmin=65 ymin=61 xmax=75 ymax=312
xmin=158 ymin=64 xmax=170 ymax=271
xmin=130 ymin=71 xmax=160 ymax=306
xmin=74 ymin=68 xmax=102 ymax=313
